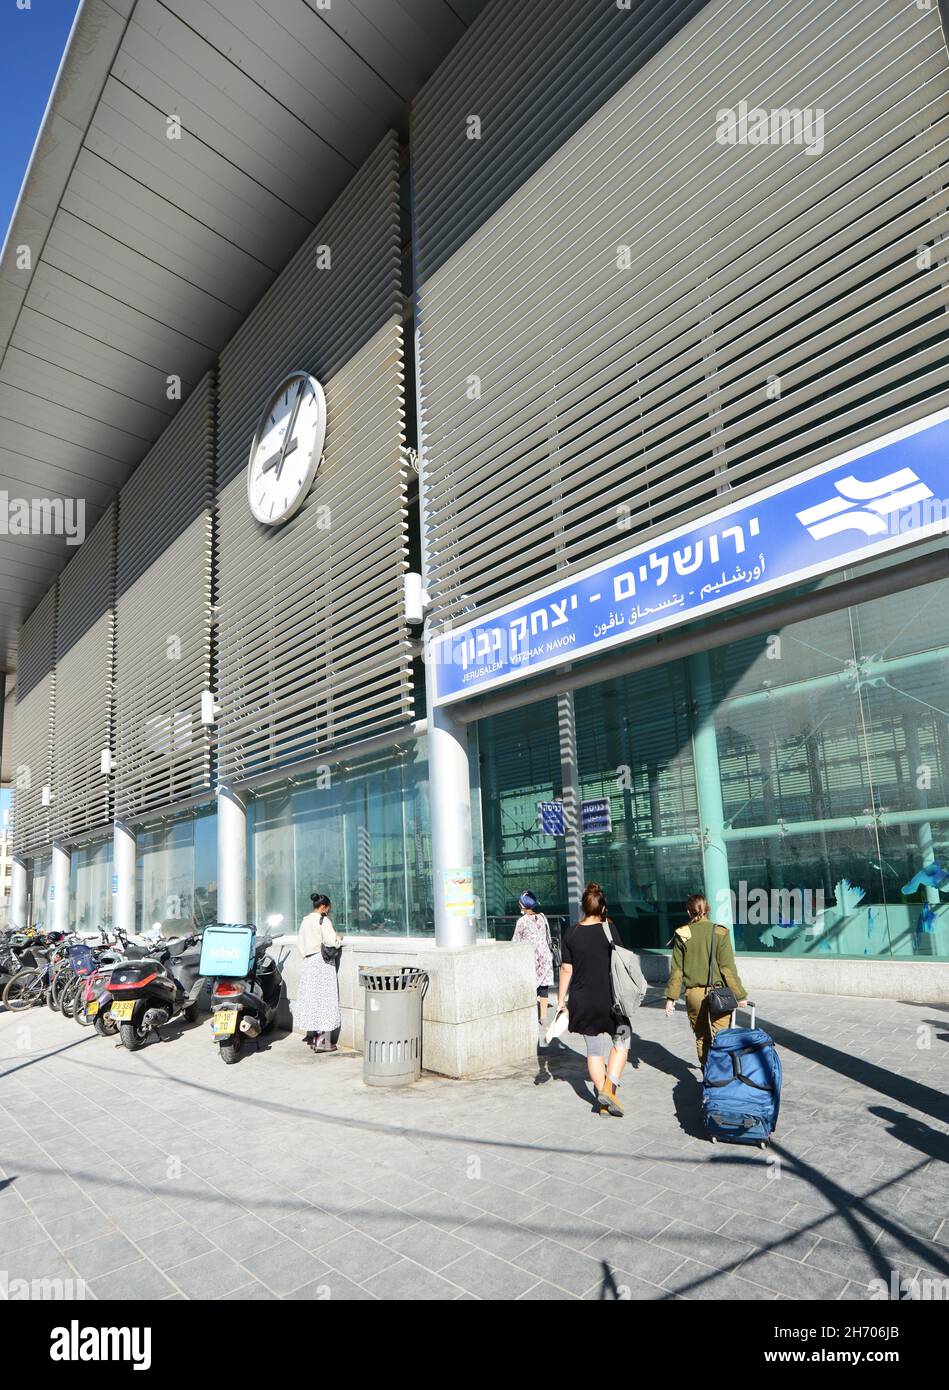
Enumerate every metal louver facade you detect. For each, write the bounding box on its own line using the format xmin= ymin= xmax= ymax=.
xmin=11 ymin=587 xmax=57 ymax=854
xmin=113 ymin=374 xmax=214 ymax=820
xmin=51 ymin=505 xmax=115 ymax=840
xmin=216 ymin=132 xmax=410 ymax=782
xmin=413 ymin=0 xmax=949 ymax=629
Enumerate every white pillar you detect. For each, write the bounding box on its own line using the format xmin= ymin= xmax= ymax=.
xmin=10 ymin=854 xmax=28 ymax=929
xmin=113 ymin=819 xmax=136 ymax=936
xmin=688 ymin=651 xmax=734 ymax=931
xmin=218 ymin=785 xmax=248 ymax=924
xmin=427 ymin=697 xmax=476 ymax=948
xmin=51 ymin=840 xmax=70 ymax=935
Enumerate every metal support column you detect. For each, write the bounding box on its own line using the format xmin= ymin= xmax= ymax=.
xmin=50 ymin=840 xmax=70 ymax=935
xmin=217 ymin=785 xmax=248 ymax=925
xmin=687 ymin=651 xmax=733 ymax=929
xmin=113 ymin=819 xmax=136 ymax=936
xmin=558 ymin=691 xmax=584 ymax=926
xmin=10 ymin=854 xmax=28 ymax=929
xmin=426 ymin=694 xmax=476 ymax=947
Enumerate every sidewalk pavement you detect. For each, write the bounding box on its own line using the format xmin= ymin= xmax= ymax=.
xmin=0 ymin=988 xmax=946 ymax=1300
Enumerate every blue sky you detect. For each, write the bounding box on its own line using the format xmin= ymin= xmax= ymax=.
xmin=0 ymin=1 xmax=81 ymax=248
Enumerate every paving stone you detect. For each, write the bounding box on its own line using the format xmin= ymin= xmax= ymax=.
xmin=740 ymin=1248 xmax=850 ymax=1299
xmin=63 ymin=1233 xmax=142 ymax=1279
xmin=165 ymin=1249 xmax=251 ymax=1299
xmin=209 ymin=1213 xmax=286 ymax=1261
xmin=439 ymin=1246 xmax=540 ymax=1300
xmin=286 ymin=1274 xmax=375 ymax=1300
xmin=651 ymin=1220 xmax=756 ymax=1272
xmin=514 ymin=1237 xmax=606 ymax=1296
xmin=318 ymin=1230 xmax=401 ymax=1283
xmin=362 ymin=1258 xmax=466 ymax=1300
xmin=242 ymin=1238 xmax=332 ymax=1295
xmin=385 ymin=1219 xmax=477 ymax=1271
xmin=662 ymin=1260 xmax=779 ymax=1300
xmin=584 ymin=1230 xmax=685 ymax=1286
xmin=90 ymin=1260 xmax=177 ymax=1300
xmin=0 ymin=1213 xmax=46 ymax=1253
xmin=271 ymin=1207 xmax=355 ymax=1253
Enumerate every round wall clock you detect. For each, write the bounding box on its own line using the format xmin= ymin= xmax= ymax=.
xmin=247 ymin=371 xmax=326 ymax=525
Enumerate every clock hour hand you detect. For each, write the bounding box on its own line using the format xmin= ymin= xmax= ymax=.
xmin=260 ymin=435 xmax=298 ymax=476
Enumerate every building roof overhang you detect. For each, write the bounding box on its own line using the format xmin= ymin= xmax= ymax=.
xmin=0 ymin=0 xmax=485 ymax=671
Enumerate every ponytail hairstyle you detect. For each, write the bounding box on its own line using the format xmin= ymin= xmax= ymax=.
xmin=581 ymin=881 xmax=607 ymax=920
xmin=685 ymin=892 xmax=709 ymax=922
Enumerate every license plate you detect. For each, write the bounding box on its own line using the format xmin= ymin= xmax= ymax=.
xmin=86 ymin=1000 xmax=99 ymax=1016
xmin=212 ymin=1009 xmax=238 ymax=1036
xmin=110 ymin=1000 xmax=134 ymax=1021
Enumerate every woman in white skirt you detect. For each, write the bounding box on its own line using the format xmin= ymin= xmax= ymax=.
xmin=296 ymin=893 xmax=343 ymax=1053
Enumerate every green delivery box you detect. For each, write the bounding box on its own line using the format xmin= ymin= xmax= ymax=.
xmin=199 ymin=924 xmax=256 ymax=979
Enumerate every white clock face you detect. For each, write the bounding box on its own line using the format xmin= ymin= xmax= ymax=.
xmin=247 ymin=372 xmax=326 ymax=525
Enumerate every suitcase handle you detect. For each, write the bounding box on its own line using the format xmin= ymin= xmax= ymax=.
xmin=730 ymin=1000 xmax=755 ymax=1029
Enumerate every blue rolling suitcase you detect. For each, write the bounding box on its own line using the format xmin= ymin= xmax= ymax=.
xmin=702 ymin=1003 xmax=781 ymax=1147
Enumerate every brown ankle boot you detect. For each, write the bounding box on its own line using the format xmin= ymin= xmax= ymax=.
xmin=596 ymin=1078 xmax=624 ymax=1116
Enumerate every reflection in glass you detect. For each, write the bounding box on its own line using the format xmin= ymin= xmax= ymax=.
xmin=70 ymin=839 xmax=113 ymax=932
xmin=252 ymin=738 xmax=435 ymax=937
xmin=136 ymin=806 xmax=217 ymax=934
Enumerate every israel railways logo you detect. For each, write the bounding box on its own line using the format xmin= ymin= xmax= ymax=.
xmin=795 ymin=468 xmax=934 ymax=540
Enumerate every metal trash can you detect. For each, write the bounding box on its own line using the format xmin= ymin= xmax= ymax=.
xmin=359 ymin=964 xmax=429 ymax=1087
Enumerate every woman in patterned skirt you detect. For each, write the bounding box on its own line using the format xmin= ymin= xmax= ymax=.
xmin=512 ymin=890 xmax=554 ymax=1024
xmin=296 ymin=893 xmax=342 ymax=1052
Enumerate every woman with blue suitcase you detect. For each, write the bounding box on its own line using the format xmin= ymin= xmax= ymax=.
xmin=663 ymin=893 xmax=748 ymax=1063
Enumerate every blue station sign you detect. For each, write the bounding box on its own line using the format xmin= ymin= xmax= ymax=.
xmin=431 ymin=409 xmax=949 ymax=706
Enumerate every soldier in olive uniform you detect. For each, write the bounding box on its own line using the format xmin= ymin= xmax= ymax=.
xmin=664 ymin=893 xmax=747 ymax=1063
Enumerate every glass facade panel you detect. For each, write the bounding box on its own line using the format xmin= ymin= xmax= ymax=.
xmin=136 ymin=806 xmax=218 ymax=934
xmin=478 ymin=572 xmax=949 ymax=960
xmin=29 ymin=853 xmax=51 ymax=929
xmin=478 ymin=699 xmax=565 ymax=939
xmin=252 ymin=737 xmax=436 ymax=937
xmin=70 ymin=838 xmax=113 ymax=933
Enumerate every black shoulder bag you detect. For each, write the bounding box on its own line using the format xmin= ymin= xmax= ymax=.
xmin=319 ymin=913 xmax=342 ymax=963
xmin=544 ymin=915 xmax=562 ymax=971
xmin=706 ymin=926 xmax=738 ymax=1019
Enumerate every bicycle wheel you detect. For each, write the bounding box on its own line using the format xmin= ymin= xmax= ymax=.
xmin=3 ymin=968 xmax=44 ymax=1011
xmin=49 ymin=965 xmax=72 ymax=1012
xmin=60 ymin=975 xmax=82 ymax=1020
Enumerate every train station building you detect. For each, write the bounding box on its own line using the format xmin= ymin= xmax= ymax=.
xmin=3 ymin=0 xmax=949 ymax=1073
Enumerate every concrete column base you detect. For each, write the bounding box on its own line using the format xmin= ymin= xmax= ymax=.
xmin=641 ymin=952 xmax=949 ymax=1002
xmin=274 ymin=935 xmax=538 ymax=1078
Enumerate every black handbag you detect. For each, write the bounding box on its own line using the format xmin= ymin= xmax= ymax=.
xmin=705 ymin=925 xmax=738 ymax=1019
xmin=319 ymin=913 xmax=342 ymax=963
xmin=544 ymin=916 xmax=562 ymax=971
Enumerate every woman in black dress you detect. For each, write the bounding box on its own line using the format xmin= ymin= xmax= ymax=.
xmin=555 ymin=882 xmax=630 ymax=1116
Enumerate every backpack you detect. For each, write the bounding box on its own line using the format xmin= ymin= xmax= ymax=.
xmin=601 ymin=921 xmax=647 ymax=1022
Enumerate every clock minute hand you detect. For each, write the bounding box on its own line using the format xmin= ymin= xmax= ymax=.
xmin=274 ymin=382 xmax=307 ymax=480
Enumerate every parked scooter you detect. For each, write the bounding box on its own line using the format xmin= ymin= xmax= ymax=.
xmin=105 ymin=931 xmax=206 ymax=1050
xmin=201 ymin=923 xmax=282 ymax=1064
xmin=80 ymin=932 xmax=155 ymax=1035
